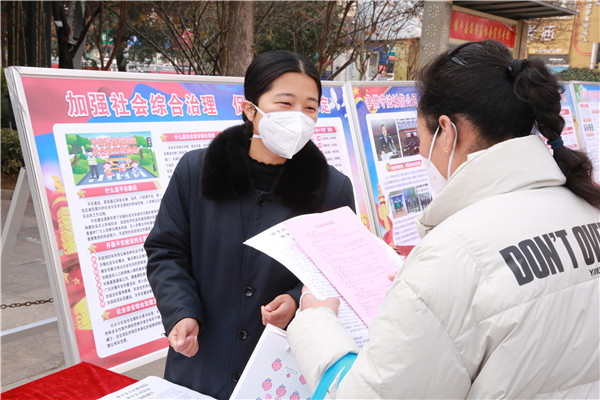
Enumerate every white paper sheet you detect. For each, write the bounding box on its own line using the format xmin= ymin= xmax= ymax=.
xmin=99 ymin=375 xmax=215 ymax=399
xmin=244 ymin=209 xmax=403 ymax=347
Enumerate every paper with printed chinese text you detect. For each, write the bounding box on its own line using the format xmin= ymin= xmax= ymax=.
xmin=284 ymin=206 xmax=398 ymax=326
xmin=99 ymin=375 xmax=215 ymax=399
xmin=244 ymin=206 xmax=403 ymax=346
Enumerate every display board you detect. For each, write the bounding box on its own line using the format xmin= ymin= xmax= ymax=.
xmin=317 ymin=82 xmax=374 ymax=230
xmin=558 ymin=82 xmax=585 ymax=151
xmin=6 ymin=65 xmax=596 ymax=372
xmin=569 ymin=82 xmax=600 ymax=183
xmin=5 ymin=67 xmax=370 ymax=371
xmin=346 ymin=81 xmax=426 ymax=254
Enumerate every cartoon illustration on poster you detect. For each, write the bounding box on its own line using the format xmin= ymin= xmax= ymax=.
xmin=66 ymin=132 xmax=158 ymax=186
xmin=350 ymin=83 xmax=426 ymax=256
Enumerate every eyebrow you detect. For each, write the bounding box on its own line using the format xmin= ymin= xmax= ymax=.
xmin=274 ymin=92 xmax=319 ymax=105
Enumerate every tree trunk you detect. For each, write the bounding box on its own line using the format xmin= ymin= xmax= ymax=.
xmin=116 ymin=46 xmax=127 ymax=71
xmin=52 ymin=2 xmax=101 ymax=69
xmin=52 ymin=1 xmax=74 ymax=68
xmin=6 ymin=0 xmax=52 ymax=67
xmin=71 ymin=144 xmax=81 ymax=166
xmin=223 ymin=1 xmax=254 ymax=77
xmin=102 ymin=2 xmax=128 ymax=71
xmin=71 ymin=1 xmax=86 ymax=69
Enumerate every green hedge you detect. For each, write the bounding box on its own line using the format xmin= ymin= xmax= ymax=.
xmin=1 ymin=128 xmax=24 ymax=175
xmin=555 ymin=67 xmax=600 ymax=82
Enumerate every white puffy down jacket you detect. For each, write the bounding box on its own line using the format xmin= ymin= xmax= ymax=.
xmin=287 ymin=135 xmax=600 ymax=399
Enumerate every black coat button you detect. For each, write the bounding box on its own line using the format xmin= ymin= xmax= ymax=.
xmin=238 ymin=330 xmax=248 ymax=340
xmin=244 ymin=286 xmax=254 ymax=297
xmin=258 ymin=195 xmax=267 ymax=206
xmin=233 ymin=372 xmax=241 ymax=383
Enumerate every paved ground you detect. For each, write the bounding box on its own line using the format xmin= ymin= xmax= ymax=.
xmin=1 ymin=188 xmax=165 ymax=392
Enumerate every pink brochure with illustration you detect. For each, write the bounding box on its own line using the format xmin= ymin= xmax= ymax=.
xmin=284 ymin=206 xmax=396 ymax=326
xmin=230 ymin=324 xmax=311 ymax=400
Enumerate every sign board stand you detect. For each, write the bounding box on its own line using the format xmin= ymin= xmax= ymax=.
xmin=0 ymin=166 xmax=169 ymax=371
xmin=5 ymin=68 xmax=87 ymax=367
xmin=0 ymin=167 xmax=68 ymax=361
xmin=3 ymin=66 xmax=374 ymax=372
xmin=2 ymin=168 xmax=31 ymax=266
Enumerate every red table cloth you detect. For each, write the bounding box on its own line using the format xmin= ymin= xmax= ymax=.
xmin=2 ymin=361 xmax=137 ymax=399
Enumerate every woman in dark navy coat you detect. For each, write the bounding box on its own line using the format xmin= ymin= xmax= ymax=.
xmin=145 ymin=50 xmax=355 ymax=399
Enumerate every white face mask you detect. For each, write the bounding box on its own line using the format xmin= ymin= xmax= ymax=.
xmin=250 ymin=103 xmax=316 ymax=159
xmin=422 ymin=122 xmax=458 ymax=195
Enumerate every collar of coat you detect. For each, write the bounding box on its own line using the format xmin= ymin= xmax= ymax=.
xmin=416 ymin=135 xmax=566 ymax=237
xmin=201 ymin=123 xmax=329 ymax=213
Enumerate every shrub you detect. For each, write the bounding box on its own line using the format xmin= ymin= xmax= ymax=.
xmin=555 ymin=67 xmax=600 ymax=82
xmin=1 ymin=68 xmax=13 ymax=129
xmin=1 ymin=128 xmax=24 ymax=175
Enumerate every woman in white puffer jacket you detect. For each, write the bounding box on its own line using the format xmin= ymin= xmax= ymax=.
xmin=287 ymin=40 xmax=600 ymax=399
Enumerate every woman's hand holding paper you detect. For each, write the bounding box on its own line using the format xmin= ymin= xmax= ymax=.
xmin=299 ymin=287 xmax=340 ymax=315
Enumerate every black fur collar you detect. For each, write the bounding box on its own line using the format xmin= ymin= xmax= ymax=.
xmin=201 ymin=123 xmax=329 ymax=213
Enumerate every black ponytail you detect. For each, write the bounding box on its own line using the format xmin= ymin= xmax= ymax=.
xmin=511 ymin=58 xmax=600 ymax=209
xmin=417 ymin=40 xmax=600 ymax=209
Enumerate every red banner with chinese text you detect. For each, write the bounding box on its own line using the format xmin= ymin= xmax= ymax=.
xmin=450 ymin=10 xmax=516 ymax=48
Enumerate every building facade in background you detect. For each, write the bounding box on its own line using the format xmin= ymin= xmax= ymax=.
xmin=527 ymin=0 xmax=599 ymax=70
xmin=569 ymin=0 xmax=599 ymax=69
xmin=527 ymin=16 xmax=574 ymax=69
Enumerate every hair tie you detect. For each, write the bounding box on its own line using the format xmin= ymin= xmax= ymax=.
xmin=507 ymin=59 xmax=526 ymax=79
xmin=547 ymin=136 xmax=564 ymax=150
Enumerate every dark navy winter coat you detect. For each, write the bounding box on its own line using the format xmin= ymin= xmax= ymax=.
xmin=145 ymin=123 xmax=355 ymax=399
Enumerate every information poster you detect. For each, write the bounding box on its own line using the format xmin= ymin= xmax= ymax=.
xmin=558 ymin=82 xmax=584 ymax=151
xmin=11 ymin=70 xmax=247 ymax=369
xmin=571 ymin=82 xmax=600 ymax=183
xmin=6 ymin=67 xmax=370 ymax=370
xmin=348 ymin=82 xmax=426 ymax=254
xmin=317 ymin=83 xmax=372 ymax=230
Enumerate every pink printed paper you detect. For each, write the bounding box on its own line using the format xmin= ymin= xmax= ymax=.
xmin=284 ymin=206 xmax=396 ymax=325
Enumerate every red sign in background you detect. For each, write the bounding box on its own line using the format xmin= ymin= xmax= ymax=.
xmin=450 ymin=10 xmax=517 ymax=48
